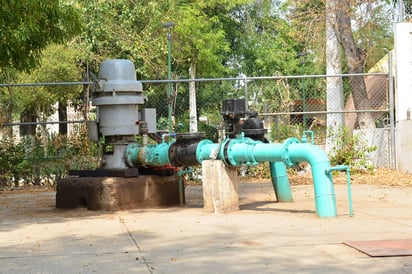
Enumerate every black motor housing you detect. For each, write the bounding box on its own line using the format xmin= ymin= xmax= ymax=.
xmin=243 ymin=115 xmax=267 ymax=142
xmin=221 ymin=98 xmax=267 ymax=141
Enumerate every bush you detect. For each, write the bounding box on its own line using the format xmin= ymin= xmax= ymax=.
xmin=328 ymin=127 xmax=377 ymax=173
xmin=0 ymin=130 xmax=99 ymax=187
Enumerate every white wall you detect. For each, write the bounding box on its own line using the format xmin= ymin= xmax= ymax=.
xmin=395 ymin=23 xmax=412 ymax=172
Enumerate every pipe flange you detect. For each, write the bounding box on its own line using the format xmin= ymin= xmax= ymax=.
xmin=125 ymin=143 xmax=139 ymax=167
xmin=220 ymin=138 xmax=233 ymax=165
xmin=281 ymin=137 xmax=300 ymax=167
xmin=196 ymin=139 xmax=214 ymax=163
xmin=226 ymin=138 xmax=244 ymax=166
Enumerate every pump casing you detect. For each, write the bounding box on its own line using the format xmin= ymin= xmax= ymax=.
xmin=90 ymin=59 xmax=151 ymax=169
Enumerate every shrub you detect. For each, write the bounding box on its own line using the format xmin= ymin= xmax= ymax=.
xmin=328 ymin=127 xmax=377 ymax=173
xmin=0 ymin=130 xmax=99 ymax=187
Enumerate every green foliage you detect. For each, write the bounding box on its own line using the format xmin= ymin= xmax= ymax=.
xmin=15 ymin=44 xmax=83 ymax=117
xmin=238 ymin=163 xmax=271 ymax=179
xmin=78 ymin=0 xmax=172 ymax=78
xmin=328 ymin=127 xmax=377 ymax=173
xmin=351 ymin=1 xmax=394 ymax=71
xmin=269 ymin=122 xmax=304 ymax=142
xmin=0 ymin=130 xmax=98 ymax=187
xmin=173 ymin=1 xmax=247 ymax=78
xmin=0 ymin=0 xmax=82 ymax=72
xmin=230 ymin=0 xmax=301 ymax=77
xmin=287 ymin=0 xmax=393 ymax=73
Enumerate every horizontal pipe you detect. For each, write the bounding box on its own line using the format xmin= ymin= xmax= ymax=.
xmin=126 ymin=142 xmax=170 ymax=167
xmin=125 ymin=136 xmax=337 ymax=217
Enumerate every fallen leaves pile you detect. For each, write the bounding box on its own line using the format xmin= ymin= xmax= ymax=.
xmin=289 ymin=168 xmax=412 ymax=186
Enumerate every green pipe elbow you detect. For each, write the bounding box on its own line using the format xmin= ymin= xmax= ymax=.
xmin=287 ymin=143 xmax=337 ymax=218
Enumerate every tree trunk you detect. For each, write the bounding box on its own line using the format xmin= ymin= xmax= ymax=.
xmin=189 ymin=61 xmax=198 ymax=133
xmin=336 ymin=0 xmax=375 ymax=129
xmin=325 ymin=0 xmax=345 ymax=153
xmin=3 ymin=72 xmax=14 ymax=137
xmin=82 ymin=69 xmax=90 ymax=123
xmin=4 ymin=85 xmax=13 ymax=137
xmin=20 ymin=108 xmax=37 ymax=138
xmin=58 ymin=100 xmax=68 ymax=135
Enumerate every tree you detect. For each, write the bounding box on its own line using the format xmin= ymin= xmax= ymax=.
xmin=325 ymin=0 xmax=344 ymax=153
xmin=78 ymin=0 xmax=171 ymax=79
xmin=172 ymin=0 xmax=250 ymax=132
xmin=228 ymin=0 xmax=301 ymax=115
xmin=14 ymin=44 xmax=82 ymax=137
xmin=335 ymin=0 xmax=378 ymax=129
xmin=77 ymin=0 xmax=180 ymax=132
xmin=0 ymin=0 xmax=82 ymax=137
xmin=0 ymin=0 xmax=82 ymax=72
xmin=288 ymin=0 xmax=393 ymax=130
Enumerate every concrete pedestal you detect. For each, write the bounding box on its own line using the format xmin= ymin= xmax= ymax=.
xmin=56 ymin=174 xmax=181 ymax=210
xmin=202 ymin=160 xmax=239 ymax=213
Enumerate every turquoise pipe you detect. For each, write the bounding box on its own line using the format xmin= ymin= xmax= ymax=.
xmin=203 ymin=138 xmax=336 ymax=217
xmin=327 ymin=165 xmax=353 ymax=217
xmin=126 ymin=142 xmax=170 ymax=167
xmin=269 ymin=162 xmax=293 ymax=203
xmin=177 ymin=167 xmax=193 ymax=206
xmin=126 ymin=136 xmax=337 ymax=218
xmin=286 ymin=142 xmax=336 ymax=218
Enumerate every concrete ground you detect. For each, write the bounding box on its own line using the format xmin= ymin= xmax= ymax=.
xmin=1 ymin=182 xmax=412 ymax=274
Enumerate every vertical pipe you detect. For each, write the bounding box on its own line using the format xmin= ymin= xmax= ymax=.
xmin=310 ymin=162 xmax=337 ymax=218
xmin=388 ymin=51 xmax=396 ymax=169
xmin=167 ymin=29 xmax=173 ymax=133
xmin=327 ymin=165 xmax=353 ymax=217
xmin=346 ymin=168 xmax=353 ymax=217
xmin=269 ymin=162 xmax=293 ymax=202
xmin=178 ymin=173 xmax=184 ymax=206
xmin=287 ymin=143 xmax=337 ymax=218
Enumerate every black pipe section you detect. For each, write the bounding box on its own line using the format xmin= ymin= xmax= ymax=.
xmin=168 ymin=132 xmax=205 ymax=167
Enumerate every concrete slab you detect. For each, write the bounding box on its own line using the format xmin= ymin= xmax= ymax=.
xmin=1 ymin=183 xmax=412 ymax=273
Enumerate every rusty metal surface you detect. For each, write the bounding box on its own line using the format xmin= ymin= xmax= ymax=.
xmin=69 ymin=168 xmax=139 ymax=177
xmin=56 ymin=174 xmax=181 ymax=210
xmin=344 ymin=239 xmax=412 ymax=257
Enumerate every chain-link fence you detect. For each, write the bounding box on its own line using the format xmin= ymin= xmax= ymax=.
xmin=397 ymin=0 xmax=412 ymax=22
xmin=143 ymin=72 xmax=393 ymax=168
xmin=0 ymin=72 xmax=394 ymax=171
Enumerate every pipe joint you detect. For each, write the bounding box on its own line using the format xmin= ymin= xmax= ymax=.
xmin=222 ymin=137 xmax=261 ymax=166
xmin=196 ymin=139 xmax=216 ymax=163
xmin=281 ymin=137 xmax=300 ymax=167
xmin=125 ymin=143 xmax=139 ymax=167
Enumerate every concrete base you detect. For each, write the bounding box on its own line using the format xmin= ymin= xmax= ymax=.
xmin=56 ymin=174 xmax=181 ymax=210
xmin=202 ymin=160 xmax=239 ymax=213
